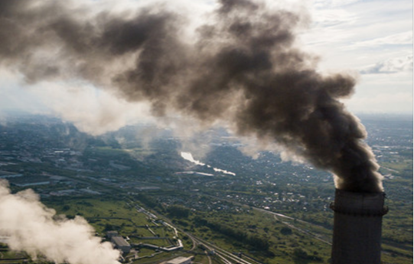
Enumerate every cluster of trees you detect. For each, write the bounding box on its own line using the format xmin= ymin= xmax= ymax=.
xmin=293 ymin=248 xmax=323 ymax=262
xmin=193 ymin=216 xmax=269 ymax=251
xmin=135 ymin=194 xmax=158 ymax=209
xmin=167 ymin=205 xmax=190 ymax=218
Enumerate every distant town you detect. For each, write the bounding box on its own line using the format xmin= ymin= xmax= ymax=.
xmin=0 ymin=113 xmax=412 ymax=264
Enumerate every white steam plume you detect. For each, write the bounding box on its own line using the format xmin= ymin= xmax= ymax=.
xmin=0 ymin=180 xmax=120 ymax=264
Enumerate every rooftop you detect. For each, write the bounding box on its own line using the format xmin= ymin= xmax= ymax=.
xmin=112 ymin=236 xmax=130 ymax=248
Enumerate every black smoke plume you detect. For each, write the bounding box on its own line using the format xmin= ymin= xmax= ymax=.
xmin=0 ymin=0 xmax=383 ymax=192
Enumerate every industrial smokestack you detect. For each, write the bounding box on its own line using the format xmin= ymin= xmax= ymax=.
xmin=0 ymin=1 xmax=389 ymax=262
xmin=330 ymin=189 xmax=388 ymax=264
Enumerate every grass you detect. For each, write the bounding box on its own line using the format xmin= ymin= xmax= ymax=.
xmin=187 ymin=209 xmax=332 ymax=263
xmin=192 ymin=254 xmax=211 ymax=264
xmin=381 ymin=243 xmax=413 ymax=264
xmin=35 ymin=186 xmax=413 ymax=264
xmin=93 ymin=147 xmax=129 ymax=156
xmin=137 ymin=239 xmax=173 ymax=247
xmin=132 ymin=251 xmax=190 ymax=264
xmin=43 ymin=196 xmax=178 ymax=240
xmin=0 ymin=249 xmax=28 ymax=264
xmin=131 ymin=228 xmax=157 ymax=237
xmin=125 ymin=148 xmax=155 ymax=160
xmin=40 ymin=196 xmax=191 ymax=263
xmin=380 ymin=160 xmax=413 ymax=176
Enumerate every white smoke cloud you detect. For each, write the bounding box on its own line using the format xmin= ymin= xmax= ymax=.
xmin=212 ymin=167 xmax=236 ymax=176
xmin=0 ymin=67 xmax=157 ymax=136
xmin=32 ymin=82 xmax=156 ymax=136
xmin=0 ymin=181 xmax=120 ymax=264
xmin=181 ymin=152 xmax=236 ymax=175
xmin=181 ymin=152 xmax=206 ymax=166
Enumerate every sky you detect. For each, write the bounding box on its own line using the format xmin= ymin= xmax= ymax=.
xmin=301 ymin=0 xmax=412 ymax=114
xmin=0 ymin=0 xmax=412 ymax=132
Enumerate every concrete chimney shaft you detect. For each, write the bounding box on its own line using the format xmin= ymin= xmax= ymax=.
xmin=330 ymin=189 xmax=388 ymax=264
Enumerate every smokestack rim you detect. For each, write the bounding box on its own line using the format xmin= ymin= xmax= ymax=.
xmin=330 ymin=189 xmax=388 ymax=217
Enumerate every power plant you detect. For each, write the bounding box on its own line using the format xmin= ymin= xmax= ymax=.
xmin=0 ymin=0 xmax=397 ymax=263
xmin=330 ymin=189 xmax=388 ymax=264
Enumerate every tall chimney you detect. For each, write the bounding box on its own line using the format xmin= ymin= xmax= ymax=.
xmin=330 ymin=189 xmax=388 ymax=264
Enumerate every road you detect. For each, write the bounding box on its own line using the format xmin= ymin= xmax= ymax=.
xmin=254 ymin=207 xmax=332 ymax=245
xmin=129 ymin=194 xmax=330 ymax=263
xmin=187 ymin=234 xmax=263 ymax=264
xmin=133 ymin=199 xmax=259 ymax=264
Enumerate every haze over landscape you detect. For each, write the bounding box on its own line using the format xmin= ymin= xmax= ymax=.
xmin=0 ymin=0 xmax=411 ymax=263
xmin=0 ymin=0 xmax=411 ymax=120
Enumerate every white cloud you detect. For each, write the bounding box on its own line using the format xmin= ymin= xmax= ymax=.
xmin=342 ymin=70 xmax=412 ymax=114
xmin=313 ymin=9 xmax=356 ymax=27
xmin=300 ymin=0 xmax=413 ymax=114
xmin=312 ymin=0 xmax=361 ymax=9
xmin=349 ymin=31 xmax=412 ymax=49
xmin=360 ymin=55 xmax=413 ymax=74
xmin=302 ymin=0 xmax=412 ymax=57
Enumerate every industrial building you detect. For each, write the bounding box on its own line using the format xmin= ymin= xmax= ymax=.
xmin=106 ymin=231 xmax=119 ymax=238
xmin=111 ymin=236 xmax=131 ymax=254
xmin=107 ymin=231 xmax=131 ymax=254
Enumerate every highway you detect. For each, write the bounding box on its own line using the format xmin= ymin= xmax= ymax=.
xmin=254 ymin=207 xmax=332 ymax=245
xmin=129 ymin=194 xmax=331 ymax=263
xmin=186 ymin=233 xmax=263 ymax=264
xmin=135 ymin=203 xmax=261 ymax=264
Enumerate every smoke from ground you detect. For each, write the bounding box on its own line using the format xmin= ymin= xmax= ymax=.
xmin=0 ymin=181 xmax=120 ymax=264
xmin=0 ymin=0 xmax=383 ymax=193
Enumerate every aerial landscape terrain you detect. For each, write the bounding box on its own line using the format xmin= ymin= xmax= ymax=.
xmin=0 ymin=0 xmax=411 ymax=263
xmin=0 ymin=113 xmax=411 ymax=264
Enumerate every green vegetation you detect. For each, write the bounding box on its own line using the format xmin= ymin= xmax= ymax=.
xmin=0 ymin=114 xmax=411 ymax=263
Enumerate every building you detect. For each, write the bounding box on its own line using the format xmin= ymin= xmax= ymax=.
xmin=108 ymin=232 xmax=131 ymax=254
xmin=159 ymin=256 xmax=193 ymax=264
xmin=111 ymin=236 xmax=131 ymax=254
xmin=106 ymin=231 xmax=119 ymax=239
